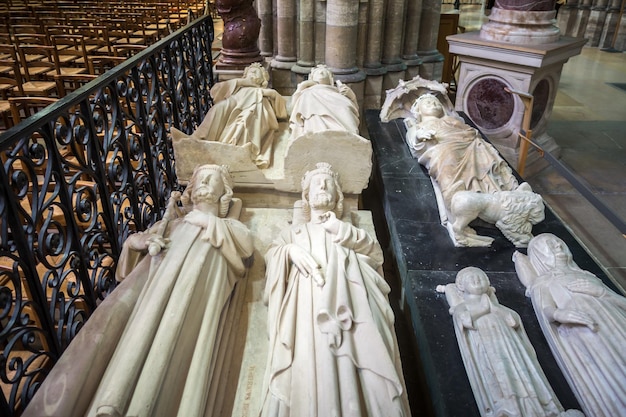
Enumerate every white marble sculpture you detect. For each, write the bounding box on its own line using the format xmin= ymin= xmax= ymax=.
xmin=437 ymin=267 xmax=584 ymax=417
xmin=402 ymin=91 xmax=544 ymax=247
xmin=171 ymin=63 xmax=288 ymax=168
xmin=289 ymin=64 xmax=360 ymax=140
xmin=450 ymin=182 xmax=545 ymax=247
xmin=260 ymin=162 xmax=411 ymax=417
xmin=513 ymin=233 xmax=626 ymax=417
xmin=86 ymin=164 xmax=254 ymax=417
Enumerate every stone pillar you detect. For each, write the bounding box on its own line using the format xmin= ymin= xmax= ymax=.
xmin=450 ymin=0 xmax=586 ymax=175
xmin=382 ymin=0 xmax=408 ymax=93
xmin=402 ymin=0 xmax=424 ymax=80
xmin=480 ymin=0 xmax=560 ymax=44
xmin=315 ymin=0 xmax=327 ymax=63
xmin=598 ymin=0 xmax=623 ymax=48
xmin=449 ymin=33 xmax=585 ymax=175
xmin=272 ymin=0 xmax=297 ymax=67
xmin=417 ymin=0 xmax=444 ymax=80
xmin=215 ymin=0 xmax=262 ymax=68
xmin=614 ymin=8 xmax=626 ymax=50
xmin=257 ymin=0 xmax=273 ymax=57
xmin=557 ymin=0 xmax=581 ymax=36
xmin=585 ymin=0 xmax=610 ymax=46
xmin=271 ymin=0 xmax=298 ymax=93
xmin=293 ymin=0 xmax=316 ymax=75
xmin=363 ymin=0 xmax=387 ymax=110
xmin=572 ymin=0 xmax=593 ymax=38
xmin=325 ymin=0 xmax=365 ymax=82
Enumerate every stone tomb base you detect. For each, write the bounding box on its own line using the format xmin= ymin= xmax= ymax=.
xmin=364 ymin=109 xmax=620 ymax=417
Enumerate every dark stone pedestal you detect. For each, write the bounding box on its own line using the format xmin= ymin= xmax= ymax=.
xmin=365 ymin=109 xmax=616 ymax=417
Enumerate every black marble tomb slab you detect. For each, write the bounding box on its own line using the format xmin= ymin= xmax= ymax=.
xmin=365 ymin=109 xmax=615 ymax=417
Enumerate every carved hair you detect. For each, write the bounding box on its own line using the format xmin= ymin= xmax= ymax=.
xmin=181 ymin=164 xmax=234 ymax=217
xmin=494 ymin=190 xmax=545 ymax=246
xmin=300 ymin=162 xmax=344 ymax=221
xmin=243 ymin=62 xmax=269 ymax=88
xmin=455 ymin=266 xmax=489 ymax=292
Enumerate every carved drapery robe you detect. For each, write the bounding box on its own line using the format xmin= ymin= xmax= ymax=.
xmin=407 ymin=115 xmax=518 ymax=211
xmin=261 ymin=221 xmax=410 ymax=417
xmin=191 ymin=79 xmax=287 ymax=168
xmin=289 ymin=82 xmax=360 ymax=140
xmin=87 ymin=212 xmax=253 ymax=417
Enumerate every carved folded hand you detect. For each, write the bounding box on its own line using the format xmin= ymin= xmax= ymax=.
xmin=566 ymin=278 xmax=606 ymax=298
xmin=551 ymin=308 xmax=599 ymax=332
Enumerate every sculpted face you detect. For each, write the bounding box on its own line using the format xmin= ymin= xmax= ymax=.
xmin=191 ymin=169 xmax=224 ymax=205
xmin=417 ymin=96 xmax=445 ymax=118
xmin=246 ymin=67 xmax=267 ymax=87
xmin=308 ymin=172 xmax=337 ymax=211
xmin=461 ymin=268 xmax=490 ymax=296
xmin=311 ymin=68 xmax=332 ymax=85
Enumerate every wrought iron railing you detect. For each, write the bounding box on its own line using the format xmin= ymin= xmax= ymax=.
xmin=0 ymin=15 xmax=215 ymax=416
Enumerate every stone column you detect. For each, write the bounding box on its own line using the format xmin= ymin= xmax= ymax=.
xmin=572 ymin=0 xmax=593 ymax=38
xmin=215 ymin=0 xmax=262 ymax=68
xmin=272 ymin=0 xmax=297 ymax=68
xmin=257 ymin=0 xmax=273 ymax=57
xmin=315 ymin=0 xmax=327 ymax=63
xmin=382 ymin=0 xmax=408 ymax=92
xmin=585 ymin=0 xmax=610 ymax=46
xmin=480 ymin=0 xmax=560 ymax=44
xmin=271 ymin=0 xmax=298 ymax=94
xmin=402 ymin=0 xmax=424 ymax=80
xmin=363 ymin=0 xmax=387 ymax=110
xmin=417 ymin=0 xmax=444 ymax=80
xmin=325 ymin=0 xmax=365 ymax=82
xmin=293 ymin=0 xmax=316 ymax=75
xmin=598 ymin=0 xmax=624 ymax=48
xmin=557 ymin=0 xmax=581 ymax=36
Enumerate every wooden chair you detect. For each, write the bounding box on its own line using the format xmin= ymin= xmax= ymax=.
xmin=16 ymin=44 xmax=58 ymax=97
xmin=0 ymin=44 xmax=25 ymax=129
xmin=87 ymin=55 xmax=126 ymax=76
xmin=54 ymin=73 xmax=97 ymax=97
xmin=51 ymin=34 xmax=90 ymax=75
xmin=9 ymin=96 xmax=59 ymax=125
xmin=75 ymin=25 xmax=114 ymax=56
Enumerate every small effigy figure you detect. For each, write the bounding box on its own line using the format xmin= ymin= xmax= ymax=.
xmin=437 ymin=267 xmax=584 ymax=417
xmin=513 ymin=233 xmax=626 ymax=417
xmin=260 ymin=162 xmax=411 ymax=417
xmin=171 ymin=63 xmax=288 ymax=168
xmin=289 ymin=64 xmax=360 ymax=140
xmin=87 ymin=164 xmax=255 ymax=417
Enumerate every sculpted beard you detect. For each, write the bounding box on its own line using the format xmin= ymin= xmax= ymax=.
xmin=193 ymin=185 xmax=221 ymax=203
xmin=309 ymin=191 xmax=334 ymax=210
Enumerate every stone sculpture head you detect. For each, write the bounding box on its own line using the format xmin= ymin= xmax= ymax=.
xmin=244 ymin=62 xmax=269 ymax=88
xmin=182 ymin=164 xmax=234 ymax=217
xmin=411 ymin=93 xmax=445 ymax=120
xmin=456 ymin=267 xmax=490 ymax=296
xmin=527 ymin=233 xmax=580 ymax=275
xmin=309 ymin=64 xmax=334 ymax=86
xmin=301 ymin=162 xmax=344 ymax=221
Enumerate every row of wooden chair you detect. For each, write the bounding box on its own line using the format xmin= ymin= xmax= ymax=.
xmin=0 ymin=0 xmax=208 ymax=131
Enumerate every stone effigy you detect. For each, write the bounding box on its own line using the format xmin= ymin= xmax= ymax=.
xmin=289 ymin=64 xmax=360 ymax=140
xmin=87 ymin=164 xmax=254 ymax=417
xmin=513 ymin=233 xmax=626 ymax=417
xmin=171 ymin=63 xmax=288 ymax=168
xmin=260 ymin=162 xmax=411 ymax=417
xmin=381 ymin=77 xmax=545 ymax=247
xmin=437 ymin=267 xmax=584 ymax=417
